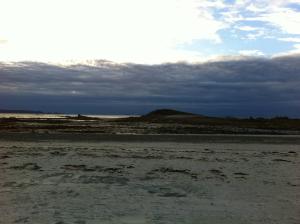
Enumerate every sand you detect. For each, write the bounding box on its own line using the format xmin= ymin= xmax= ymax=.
xmin=0 ymin=134 xmax=299 ymax=224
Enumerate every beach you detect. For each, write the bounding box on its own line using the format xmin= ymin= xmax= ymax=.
xmin=0 ymin=134 xmax=299 ymax=224
xmin=2 ymin=0 xmax=300 ymax=222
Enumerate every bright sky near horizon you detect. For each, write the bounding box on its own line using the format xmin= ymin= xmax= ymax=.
xmin=0 ymin=0 xmax=300 ymax=64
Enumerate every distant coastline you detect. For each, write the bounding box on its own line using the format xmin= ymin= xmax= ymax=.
xmin=1 ymin=108 xmax=300 ymax=135
xmin=0 ymin=109 xmax=44 ymax=114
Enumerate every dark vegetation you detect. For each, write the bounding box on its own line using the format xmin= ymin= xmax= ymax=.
xmin=118 ymin=109 xmax=300 ymax=132
xmin=143 ymin=109 xmax=197 ymax=117
xmin=0 ymin=109 xmax=300 ymax=134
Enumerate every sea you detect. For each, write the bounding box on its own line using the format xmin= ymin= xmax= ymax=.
xmin=0 ymin=113 xmax=134 ymax=119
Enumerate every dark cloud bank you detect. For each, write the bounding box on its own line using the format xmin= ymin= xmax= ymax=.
xmin=0 ymin=55 xmax=300 ymax=117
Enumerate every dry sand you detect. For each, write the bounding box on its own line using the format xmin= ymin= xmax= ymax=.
xmin=0 ymin=134 xmax=299 ymax=224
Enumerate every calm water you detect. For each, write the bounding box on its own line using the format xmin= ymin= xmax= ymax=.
xmin=0 ymin=113 xmax=134 ymax=119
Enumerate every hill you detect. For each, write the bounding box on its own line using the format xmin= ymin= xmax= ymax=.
xmin=143 ymin=109 xmax=198 ymax=118
xmin=114 ymin=109 xmax=300 ymax=134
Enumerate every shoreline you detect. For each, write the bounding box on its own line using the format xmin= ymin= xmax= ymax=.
xmin=1 ymin=132 xmax=300 ymax=144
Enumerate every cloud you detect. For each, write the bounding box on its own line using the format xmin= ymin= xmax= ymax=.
xmin=1 ymin=55 xmax=300 ymax=117
xmin=246 ymin=3 xmax=268 ymax=13
xmin=0 ymin=0 xmax=226 ymax=63
xmin=236 ymin=26 xmax=260 ymax=31
xmin=238 ymin=50 xmax=265 ymax=56
xmin=1 ymin=0 xmax=299 ymax=62
xmin=278 ymin=37 xmax=300 ymax=42
xmin=274 ymin=44 xmax=300 ymax=56
xmin=220 ymin=0 xmax=300 ymax=42
xmin=0 ymin=39 xmax=7 ymax=44
xmin=244 ymin=30 xmax=266 ymax=40
xmin=256 ymin=7 xmax=300 ymax=35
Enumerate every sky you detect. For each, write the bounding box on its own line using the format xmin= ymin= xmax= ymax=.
xmin=0 ymin=0 xmax=300 ymax=116
xmin=1 ymin=0 xmax=300 ymax=63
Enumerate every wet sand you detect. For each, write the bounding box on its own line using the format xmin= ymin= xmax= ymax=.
xmin=2 ymin=133 xmax=300 ymax=144
xmin=0 ymin=134 xmax=299 ymax=223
